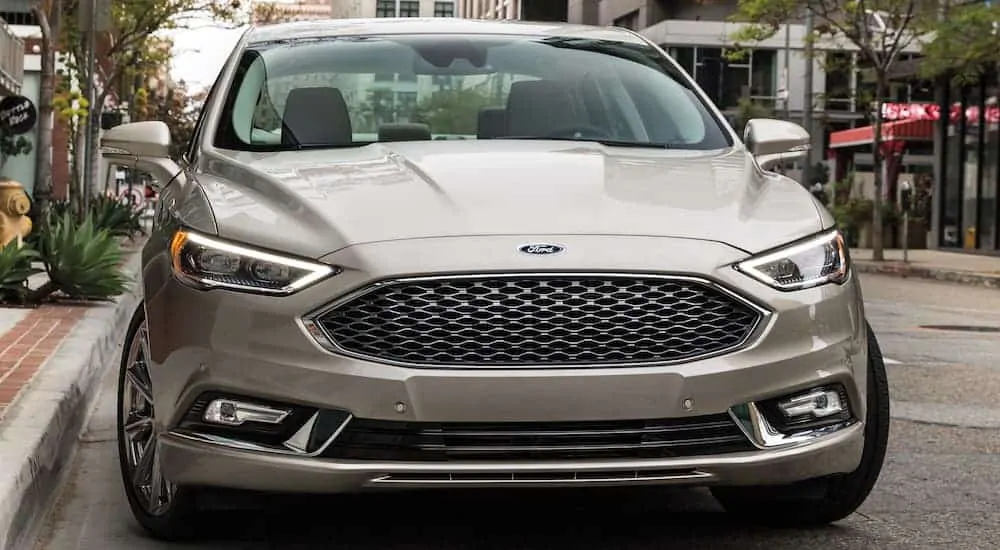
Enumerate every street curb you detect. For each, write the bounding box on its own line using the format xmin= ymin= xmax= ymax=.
xmin=853 ymin=261 xmax=1000 ymax=290
xmin=0 ymin=251 xmax=141 ymax=550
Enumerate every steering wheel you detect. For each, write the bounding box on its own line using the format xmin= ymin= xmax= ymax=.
xmin=544 ymin=125 xmax=611 ymax=140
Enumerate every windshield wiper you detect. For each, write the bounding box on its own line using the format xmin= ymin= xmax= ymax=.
xmin=285 ymin=142 xmax=370 ymax=151
xmin=498 ymin=136 xmax=673 ymax=149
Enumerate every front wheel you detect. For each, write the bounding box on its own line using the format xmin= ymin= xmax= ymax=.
xmin=711 ymin=322 xmax=890 ymax=526
xmin=117 ymin=305 xmax=200 ymax=540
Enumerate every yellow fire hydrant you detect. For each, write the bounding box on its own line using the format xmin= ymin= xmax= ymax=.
xmin=0 ymin=179 xmax=32 ymax=247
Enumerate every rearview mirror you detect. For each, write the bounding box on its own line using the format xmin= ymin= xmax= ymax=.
xmin=744 ymin=118 xmax=810 ymax=172
xmin=101 ymin=121 xmax=180 ymax=188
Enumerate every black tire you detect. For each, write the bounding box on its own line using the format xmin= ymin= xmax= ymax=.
xmin=711 ymin=321 xmax=890 ymax=526
xmin=116 ymin=304 xmax=200 ymax=540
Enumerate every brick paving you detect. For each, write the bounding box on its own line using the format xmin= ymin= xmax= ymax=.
xmin=0 ymin=306 xmax=86 ymax=418
xmin=0 ymin=236 xmax=144 ymax=421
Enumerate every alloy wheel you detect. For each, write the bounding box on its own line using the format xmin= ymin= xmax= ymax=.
xmin=120 ymin=321 xmax=175 ymax=516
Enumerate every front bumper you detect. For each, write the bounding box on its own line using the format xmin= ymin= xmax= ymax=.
xmin=159 ymin=423 xmax=863 ymax=492
xmin=143 ymin=234 xmax=869 ymax=493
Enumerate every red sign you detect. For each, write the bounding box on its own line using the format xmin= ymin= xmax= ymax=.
xmin=881 ymin=102 xmax=1000 ymax=124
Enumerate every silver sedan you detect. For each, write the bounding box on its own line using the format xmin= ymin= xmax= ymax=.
xmin=101 ymin=17 xmax=889 ymax=540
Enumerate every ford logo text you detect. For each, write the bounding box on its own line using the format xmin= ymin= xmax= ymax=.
xmin=518 ymin=243 xmax=565 ymax=255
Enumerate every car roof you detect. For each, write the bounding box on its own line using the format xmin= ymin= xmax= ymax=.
xmin=246 ymin=17 xmax=648 ymax=46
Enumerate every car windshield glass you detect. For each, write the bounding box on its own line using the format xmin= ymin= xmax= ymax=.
xmin=212 ymin=33 xmax=733 ymax=151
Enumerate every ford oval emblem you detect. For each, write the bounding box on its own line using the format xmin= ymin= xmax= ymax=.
xmin=519 ymin=243 xmax=565 ymax=255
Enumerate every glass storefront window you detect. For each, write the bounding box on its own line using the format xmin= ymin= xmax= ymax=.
xmin=982 ymin=122 xmax=998 ymax=250
xmin=964 ymin=84 xmax=981 ymax=249
xmin=942 ymin=85 xmax=964 ymax=248
xmin=982 ymin=81 xmax=1000 ymax=250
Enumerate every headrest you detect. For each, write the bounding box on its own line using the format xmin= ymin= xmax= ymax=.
xmin=505 ymin=80 xmax=579 ymax=137
xmin=281 ymin=87 xmax=352 ymax=147
xmin=477 ymin=107 xmax=507 ymax=139
xmin=378 ymin=123 xmax=432 ymax=142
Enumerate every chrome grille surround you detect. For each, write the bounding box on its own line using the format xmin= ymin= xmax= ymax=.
xmin=304 ymin=273 xmax=770 ymax=369
xmin=323 ymin=413 xmax=757 ymax=461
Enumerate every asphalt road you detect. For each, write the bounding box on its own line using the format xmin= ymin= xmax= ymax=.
xmin=33 ymin=273 xmax=1000 ymax=550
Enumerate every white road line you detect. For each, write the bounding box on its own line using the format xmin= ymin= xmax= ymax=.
xmin=884 ymin=358 xmax=902 ymax=365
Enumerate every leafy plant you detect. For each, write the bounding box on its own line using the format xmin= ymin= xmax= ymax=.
xmin=0 ymin=240 xmax=42 ymax=304
xmin=47 ymin=199 xmax=76 ymax=223
xmin=89 ymin=195 xmax=145 ymax=239
xmin=25 ymin=198 xmax=74 ymax=251
xmin=0 ymin=132 xmax=34 ymax=171
xmin=733 ymin=97 xmax=773 ymax=135
xmin=33 ymin=212 xmax=129 ymax=301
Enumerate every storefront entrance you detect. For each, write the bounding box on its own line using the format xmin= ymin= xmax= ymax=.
xmin=936 ymin=82 xmax=1000 ymax=251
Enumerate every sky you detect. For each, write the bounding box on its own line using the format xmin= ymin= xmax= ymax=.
xmin=166 ymin=24 xmax=246 ymax=92
xmin=164 ymin=0 xmax=321 ymax=91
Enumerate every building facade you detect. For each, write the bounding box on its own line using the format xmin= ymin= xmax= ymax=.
xmin=0 ymin=4 xmax=70 ymax=199
xmin=924 ymin=72 xmax=1000 ymax=252
xmin=252 ymin=0 xmax=458 ymax=22
xmin=252 ymin=0 xmax=337 ymax=23
xmin=0 ymin=17 xmax=23 ymax=98
xmin=458 ymin=0 xmax=520 ymax=19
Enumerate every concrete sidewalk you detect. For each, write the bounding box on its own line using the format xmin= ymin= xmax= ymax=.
xmin=0 ymin=245 xmax=142 ymax=550
xmin=852 ymin=248 xmax=1000 ymax=289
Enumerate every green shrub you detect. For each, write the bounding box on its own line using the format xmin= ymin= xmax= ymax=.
xmin=46 ymin=199 xmax=76 ymax=222
xmin=89 ymin=195 xmax=145 ymax=239
xmin=35 ymin=212 xmax=130 ymax=300
xmin=0 ymin=240 xmax=42 ymax=304
xmin=29 ymin=197 xmax=145 ymax=248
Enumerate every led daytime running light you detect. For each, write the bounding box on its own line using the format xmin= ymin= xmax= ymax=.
xmin=171 ymin=229 xmax=336 ymax=294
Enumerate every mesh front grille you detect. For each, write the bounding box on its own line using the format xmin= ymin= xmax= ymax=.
xmin=324 ymin=414 xmax=755 ymax=461
xmin=316 ymin=275 xmax=763 ymax=367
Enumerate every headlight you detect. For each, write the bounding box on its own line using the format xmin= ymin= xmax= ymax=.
xmin=735 ymin=229 xmax=849 ymax=291
xmin=170 ymin=229 xmax=338 ymax=295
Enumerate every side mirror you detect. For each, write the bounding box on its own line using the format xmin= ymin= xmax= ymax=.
xmin=101 ymin=121 xmax=171 ymax=158
xmin=744 ymin=118 xmax=811 ymax=172
xmin=101 ymin=121 xmax=180 ymax=188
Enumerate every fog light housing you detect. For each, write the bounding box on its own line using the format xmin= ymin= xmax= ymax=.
xmin=757 ymin=384 xmax=853 ymax=435
xmin=177 ymin=391 xmax=320 ymax=447
xmin=203 ymin=399 xmax=290 ymax=426
xmin=778 ymin=389 xmax=845 ymax=419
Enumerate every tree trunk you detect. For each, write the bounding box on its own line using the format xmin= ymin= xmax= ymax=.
xmin=871 ymin=73 xmax=887 ymax=261
xmin=31 ymin=3 xmax=57 ymax=214
xmin=84 ymin=88 xmax=110 ymax=204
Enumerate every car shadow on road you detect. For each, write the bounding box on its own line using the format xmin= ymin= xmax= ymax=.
xmin=160 ymin=486 xmax=877 ymax=549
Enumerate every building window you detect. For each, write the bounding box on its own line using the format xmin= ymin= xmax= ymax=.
xmin=824 ymin=52 xmax=854 ymax=111
xmin=0 ymin=11 xmax=38 ymax=25
xmin=375 ymin=0 xmax=395 ymax=17
xmin=434 ymin=1 xmax=454 ymax=17
xmin=721 ymin=50 xmax=751 ymax=108
xmin=399 ymin=0 xmax=420 ymax=16
xmin=669 ymin=46 xmax=695 ymax=76
xmin=666 ymin=46 xmax=777 ymax=110
xmin=749 ymin=50 xmax=776 ymax=100
xmin=613 ymin=10 xmax=639 ymax=30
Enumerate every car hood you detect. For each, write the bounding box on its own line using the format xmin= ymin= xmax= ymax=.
xmin=195 ymin=140 xmax=825 ymax=260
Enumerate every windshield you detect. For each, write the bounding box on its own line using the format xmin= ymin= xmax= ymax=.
xmin=212 ymin=33 xmax=734 ymax=151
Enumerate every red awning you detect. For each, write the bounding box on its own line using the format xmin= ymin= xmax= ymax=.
xmin=829 ymin=118 xmax=934 ymax=149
